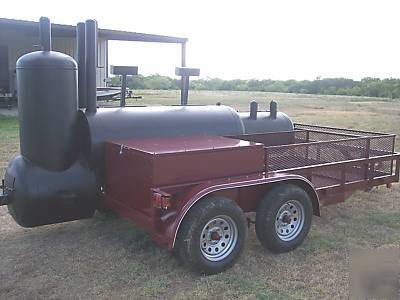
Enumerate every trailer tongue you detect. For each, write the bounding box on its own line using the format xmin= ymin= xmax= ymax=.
xmin=0 ymin=17 xmax=399 ymax=275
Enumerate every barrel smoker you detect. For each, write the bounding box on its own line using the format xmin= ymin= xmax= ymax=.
xmin=0 ymin=17 xmax=293 ymax=227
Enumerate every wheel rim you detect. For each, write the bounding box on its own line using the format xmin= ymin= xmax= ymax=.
xmin=200 ymin=215 xmax=238 ymax=262
xmin=275 ymin=200 xmax=305 ymax=241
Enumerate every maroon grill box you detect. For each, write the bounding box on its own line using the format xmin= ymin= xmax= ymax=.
xmin=105 ymin=135 xmax=265 ymax=218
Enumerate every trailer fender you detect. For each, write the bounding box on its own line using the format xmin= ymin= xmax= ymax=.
xmin=168 ymin=174 xmax=320 ymax=250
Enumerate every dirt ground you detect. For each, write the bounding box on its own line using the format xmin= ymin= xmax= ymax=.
xmin=1 ymin=91 xmax=399 ymax=299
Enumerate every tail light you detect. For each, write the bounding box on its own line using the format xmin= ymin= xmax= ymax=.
xmin=152 ymin=190 xmax=172 ymax=210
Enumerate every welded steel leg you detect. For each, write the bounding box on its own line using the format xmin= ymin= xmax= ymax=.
xmin=120 ymin=74 xmax=127 ymax=107
xmin=181 ymin=76 xmax=189 ymax=106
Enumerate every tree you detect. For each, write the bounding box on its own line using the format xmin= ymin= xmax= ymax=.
xmin=107 ymin=74 xmax=400 ymax=99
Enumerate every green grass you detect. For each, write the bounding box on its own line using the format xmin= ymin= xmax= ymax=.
xmin=0 ymin=116 xmax=19 ymax=174
xmin=1 ymin=91 xmax=400 ymax=299
xmin=0 ymin=116 xmax=18 ymax=140
xmin=368 ymin=212 xmax=400 ymax=229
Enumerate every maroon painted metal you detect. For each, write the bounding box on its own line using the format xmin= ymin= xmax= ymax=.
xmin=106 ymin=135 xmax=265 ymax=186
xmin=103 ymin=124 xmax=399 ymax=250
xmin=104 ymin=135 xmax=265 ymax=245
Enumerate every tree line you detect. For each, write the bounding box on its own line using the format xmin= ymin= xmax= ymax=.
xmin=109 ymin=75 xmax=400 ymax=99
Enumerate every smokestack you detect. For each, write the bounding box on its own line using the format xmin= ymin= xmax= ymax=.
xmin=77 ymin=22 xmax=87 ymax=109
xmin=85 ymin=19 xmax=97 ymax=114
xmin=269 ymin=100 xmax=277 ymax=119
xmin=39 ymin=17 xmax=51 ymax=51
xmin=249 ymin=100 xmax=258 ymax=119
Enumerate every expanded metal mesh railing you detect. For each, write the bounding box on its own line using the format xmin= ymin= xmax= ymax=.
xmin=233 ymin=124 xmax=398 ymax=191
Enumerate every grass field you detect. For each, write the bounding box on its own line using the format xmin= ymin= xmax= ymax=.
xmin=1 ymin=90 xmax=399 ymax=299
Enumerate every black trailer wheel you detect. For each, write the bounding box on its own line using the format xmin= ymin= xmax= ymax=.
xmin=255 ymin=184 xmax=312 ymax=253
xmin=175 ymin=196 xmax=247 ymax=275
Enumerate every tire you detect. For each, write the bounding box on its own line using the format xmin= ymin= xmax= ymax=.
xmin=255 ymin=184 xmax=312 ymax=253
xmin=175 ymin=196 xmax=248 ymax=275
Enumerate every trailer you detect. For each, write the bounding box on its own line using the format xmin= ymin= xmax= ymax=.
xmin=0 ymin=17 xmax=399 ymax=275
xmin=101 ymin=124 xmax=399 ymax=274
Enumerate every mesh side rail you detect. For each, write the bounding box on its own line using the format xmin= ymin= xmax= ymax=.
xmin=265 ymin=135 xmax=395 ymax=172
xmin=295 ymin=123 xmax=393 ymax=137
xmin=282 ymin=155 xmax=398 ymax=189
xmin=228 ymin=125 xmax=395 ymax=173
xmin=370 ymin=135 xmax=396 ymax=156
xmin=229 ymin=129 xmax=383 ymax=146
xmin=265 ymin=137 xmax=367 ymax=172
xmin=307 ymin=130 xmax=358 ymax=141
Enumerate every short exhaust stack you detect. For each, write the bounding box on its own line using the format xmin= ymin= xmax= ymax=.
xmin=249 ymin=100 xmax=258 ymax=119
xmin=269 ymin=100 xmax=277 ymax=119
xmin=39 ymin=16 xmax=51 ymax=51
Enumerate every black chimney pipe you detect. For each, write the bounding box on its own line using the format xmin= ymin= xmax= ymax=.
xmin=77 ymin=22 xmax=87 ymax=109
xmin=249 ymin=100 xmax=258 ymax=119
xmin=269 ymin=100 xmax=277 ymax=119
xmin=85 ymin=19 xmax=97 ymax=114
xmin=39 ymin=17 xmax=51 ymax=51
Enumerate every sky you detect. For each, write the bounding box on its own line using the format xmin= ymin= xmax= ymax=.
xmin=2 ymin=0 xmax=400 ymax=80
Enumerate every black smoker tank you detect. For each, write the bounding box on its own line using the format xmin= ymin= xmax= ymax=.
xmin=3 ymin=17 xmax=97 ymax=227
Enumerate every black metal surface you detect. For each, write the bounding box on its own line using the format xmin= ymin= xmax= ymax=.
xmin=110 ymin=66 xmax=139 ymax=107
xmin=3 ymin=17 xmax=96 ymax=227
xmin=249 ymin=100 xmax=258 ymax=119
xmin=269 ymin=100 xmax=277 ymax=119
xmin=181 ymin=77 xmax=189 ymax=105
xmin=77 ymin=22 xmax=86 ymax=109
xmin=120 ymin=75 xmax=127 ymax=107
xmin=5 ymin=155 xmax=97 ymax=227
xmin=16 ymin=50 xmax=78 ymax=171
xmin=85 ymin=19 xmax=97 ymax=114
xmin=175 ymin=67 xmax=200 ymax=77
xmin=110 ymin=65 xmax=138 ymax=75
xmin=175 ymin=67 xmax=200 ymax=105
xmin=238 ymin=111 xmax=294 ymax=134
xmin=83 ymin=105 xmax=246 ymax=168
xmin=39 ymin=16 xmax=51 ymax=51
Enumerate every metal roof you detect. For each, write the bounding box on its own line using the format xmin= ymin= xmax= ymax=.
xmin=0 ymin=17 xmax=187 ymax=44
